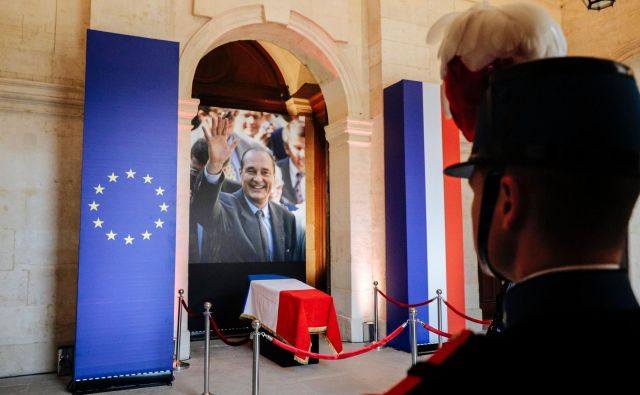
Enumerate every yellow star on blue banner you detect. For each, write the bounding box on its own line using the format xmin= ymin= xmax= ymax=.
xmin=108 ymin=172 xmax=119 ymax=182
xmin=86 ymin=170 xmax=169 ymax=247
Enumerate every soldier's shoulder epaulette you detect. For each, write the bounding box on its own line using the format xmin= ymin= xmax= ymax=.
xmin=427 ymin=329 xmax=474 ymax=365
xmin=384 ymin=331 xmax=482 ymax=394
xmin=383 ymin=375 xmax=422 ymax=395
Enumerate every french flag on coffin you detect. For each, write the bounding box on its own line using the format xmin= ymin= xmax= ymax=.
xmin=241 ymin=275 xmax=343 ymax=363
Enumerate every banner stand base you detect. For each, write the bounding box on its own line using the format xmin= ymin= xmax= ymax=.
xmin=68 ymin=371 xmax=173 ymax=394
xmin=417 ymin=343 xmax=440 ymax=355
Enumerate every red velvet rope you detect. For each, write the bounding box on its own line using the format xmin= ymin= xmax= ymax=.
xmin=180 ymin=299 xmax=201 ymax=319
xmin=268 ymin=322 xmax=407 ymax=360
xmin=443 ymin=299 xmax=492 ymax=325
xmin=180 ymin=300 xmax=251 ymax=346
xmin=208 ymin=316 xmax=251 ymax=347
xmin=420 ymin=322 xmax=452 ymax=338
xmin=376 ymin=289 xmax=437 ymax=308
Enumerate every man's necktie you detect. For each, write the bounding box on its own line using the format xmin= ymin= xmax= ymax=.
xmin=294 ymin=172 xmax=304 ymax=203
xmin=256 ymin=209 xmax=270 ymax=261
xmin=222 ymin=162 xmax=237 ymax=181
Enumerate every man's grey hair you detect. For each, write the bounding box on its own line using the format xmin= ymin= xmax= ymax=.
xmin=240 ymin=147 xmax=276 ymax=172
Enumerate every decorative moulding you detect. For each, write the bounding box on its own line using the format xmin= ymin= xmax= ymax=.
xmin=324 ymin=118 xmax=373 ymax=149
xmin=178 ymin=98 xmax=200 ymax=131
xmin=286 ymin=97 xmax=312 ymax=115
xmin=0 ymin=78 xmax=84 ymax=118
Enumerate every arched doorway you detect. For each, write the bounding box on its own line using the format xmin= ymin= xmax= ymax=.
xmin=185 ymin=40 xmax=330 ymax=335
xmin=175 ymin=8 xmax=375 ymax=346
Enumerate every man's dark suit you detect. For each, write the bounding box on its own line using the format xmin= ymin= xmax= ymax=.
xmin=191 ymin=172 xmax=297 ymax=263
xmin=276 ymin=158 xmax=302 ymax=204
xmin=189 ymin=175 xmax=240 ymax=263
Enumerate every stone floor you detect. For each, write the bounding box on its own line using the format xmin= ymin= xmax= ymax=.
xmin=0 ymin=339 xmax=426 ymax=394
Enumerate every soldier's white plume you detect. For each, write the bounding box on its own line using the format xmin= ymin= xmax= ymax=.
xmin=427 ymin=2 xmax=567 ymax=141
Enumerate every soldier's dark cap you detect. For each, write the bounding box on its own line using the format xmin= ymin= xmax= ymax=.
xmin=444 ymin=57 xmax=640 ymax=178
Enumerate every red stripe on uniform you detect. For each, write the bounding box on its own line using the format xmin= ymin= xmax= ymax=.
xmin=427 ymin=329 xmax=473 ymax=365
xmin=383 ymin=375 xmax=422 ymax=395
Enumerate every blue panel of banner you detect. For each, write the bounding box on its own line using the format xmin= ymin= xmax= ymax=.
xmin=384 ymin=80 xmax=430 ymax=351
xmin=73 ymin=29 xmax=178 ymax=387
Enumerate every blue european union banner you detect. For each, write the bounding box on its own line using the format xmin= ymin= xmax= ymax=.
xmin=73 ymin=30 xmax=178 ymax=385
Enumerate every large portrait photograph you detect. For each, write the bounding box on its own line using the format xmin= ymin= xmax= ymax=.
xmin=187 ymin=106 xmax=308 ymax=332
xmin=189 ymin=106 xmax=307 ymax=264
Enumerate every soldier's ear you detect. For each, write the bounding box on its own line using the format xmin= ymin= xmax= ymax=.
xmin=497 ymin=175 xmax=524 ymax=231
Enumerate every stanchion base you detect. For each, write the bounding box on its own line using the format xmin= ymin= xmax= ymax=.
xmin=201 ymin=392 xmax=214 ymax=395
xmin=173 ymin=360 xmax=190 ymax=371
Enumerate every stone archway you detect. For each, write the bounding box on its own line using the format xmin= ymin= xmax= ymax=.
xmin=175 ymin=4 xmax=375 ymax=342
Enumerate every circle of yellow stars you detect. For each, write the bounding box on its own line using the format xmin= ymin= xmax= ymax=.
xmin=88 ymin=168 xmax=168 ymax=246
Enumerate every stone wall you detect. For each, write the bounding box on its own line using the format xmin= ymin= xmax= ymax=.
xmin=0 ymin=0 xmax=88 ymax=377
xmin=0 ymin=0 xmax=89 ymax=85
xmin=562 ymin=0 xmax=640 ymax=61
xmin=0 ymin=108 xmax=83 ymax=375
xmin=561 ymin=0 xmax=640 ymax=299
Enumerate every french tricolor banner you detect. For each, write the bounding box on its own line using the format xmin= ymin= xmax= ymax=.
xmin=73 ymin=30 xmax=178 ymax=390
xmin=384 ymin=80 xmax=465 ymax=350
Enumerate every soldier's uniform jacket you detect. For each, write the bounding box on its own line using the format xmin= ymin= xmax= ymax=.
xmin=385 ymin=269 xmax=640 ymax=393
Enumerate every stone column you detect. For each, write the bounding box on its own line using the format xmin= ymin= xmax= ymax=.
xmin=325 ymin=118 xmax=374 ymax=341
xmin=286 ymin=97 xmax=316 ymax=284
xmin=175 ymin=97 xmax=199 ymax=358
xmin=458 ymin=136 xmax=483 ymax=332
